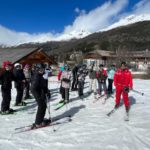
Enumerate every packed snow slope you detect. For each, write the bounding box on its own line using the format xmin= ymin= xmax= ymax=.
xmin=0 ymin=76 xmax=150 ymax=150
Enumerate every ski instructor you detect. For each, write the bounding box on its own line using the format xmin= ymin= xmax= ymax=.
xmin=114 ymin=61 xmax=133 ymax=115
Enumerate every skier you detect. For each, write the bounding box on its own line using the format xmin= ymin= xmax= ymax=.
xmin=31 ymin=63 xmax=51 ymax=128
xmin=0 ymin=61 xmax=15 ymax=114
xmin=13 ymin=63 xmax=26 ymax=106
xmin=23 ymin=64 xmax=32 ymax=100
xmin=96 ymin=64 xmax=108 ymax=98
xmin=77 ymin=64 xmax=88 ymax=98
xmin=107 ymin=64 xmax=116 ymax=95
xmin=88 ymin=62 xmax=97 ymax=96
xmin=71 ymin=64 xmax=79 ymax=91
xmin=57 ymin=65 xmax=64 ymax=94
xmin=60 ymin=64 xmax=72 ymax=103
xmin=113 ymin=62 xmax=133 ymax=118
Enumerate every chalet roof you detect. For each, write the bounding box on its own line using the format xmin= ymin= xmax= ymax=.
xmin=0 ymin=47 xmax=40 ymax=66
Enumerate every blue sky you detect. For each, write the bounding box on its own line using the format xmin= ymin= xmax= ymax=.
xmin=0 ymin=0 xmax=150 ymax=46
xmin=0 ymin=0 xmax=140 ymax=33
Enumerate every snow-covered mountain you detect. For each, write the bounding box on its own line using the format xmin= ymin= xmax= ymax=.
xmin=58 ymin=14 xmax=150 ymax=40
xmin=57 ymin=29 xmax=91 ymax=41
xmin=101 ymin=13 xmax=150 ymax=31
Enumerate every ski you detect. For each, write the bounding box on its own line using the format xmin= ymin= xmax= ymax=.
xmin=54 ymin=102 xmax=66 ymax=110
xmin=106 ymin=108 xmax=116 ymax=116
xmin=53 ymin=101 xmax=64 ymax=106
xmin=15 ymin=117 xmax=72 ymax=133
xmin=93 ymin=95 xmax=105 ymax=103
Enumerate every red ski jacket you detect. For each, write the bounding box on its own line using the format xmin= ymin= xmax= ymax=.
xmin=114 ymin=68 xmax=133 ymax=89
xmin=57 ymin=71 xmax=62 ymax=81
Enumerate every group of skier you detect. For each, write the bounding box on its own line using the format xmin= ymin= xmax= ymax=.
xmin=57 ymin=61 xmax=133 ymax=119
xmin=0 ymin=60 xmax=133 ymax=129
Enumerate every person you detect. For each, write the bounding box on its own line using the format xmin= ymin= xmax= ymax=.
xmin=96 ymin=64 xmax=107 ymax=98
xmin=77 ymin=64 xmax=88 ymax=98
xmin=57 ymin=66 xmax=64 ymax=94
xmin=71 ymin=64 xmax=79 ymax=91
xmin=0 ymin=61 xmax=15 ymax=114
xmin=107 ymin=65 xmax=116 ymax=95
xmin=13 ymin=63 xmax=26 ymax=106
xmin=31 ymin=63 xmax=51 ymax=128
xmin=113 ymin=62 xmax=133 ymax=116
xmin=88 ymin=62 xmax=97 ymax=96
xmin=60 ymin=64 xmax=72 ymax=103
xmin=23 ymin=64 xmax=32 ymax=100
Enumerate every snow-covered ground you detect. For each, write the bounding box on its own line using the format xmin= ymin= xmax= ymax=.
xmin=0 ymin=76 xmax=150 ymax=150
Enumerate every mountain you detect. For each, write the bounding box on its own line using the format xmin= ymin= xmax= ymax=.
xmin=101 ymin=14 xmax=150 ymax=31
xmin=6 ymin=21 xmax=150 ymax=60
xmin=37 ymin=21 xmax=150 ymax=57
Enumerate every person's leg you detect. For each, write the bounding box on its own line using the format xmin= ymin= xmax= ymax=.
xmin=107 ymin=79 xmax=111 ymax=94
xmin=98 ymin=81 xmax=102 ymax=96
xmin=89 ymin=79 xmax=93 ymax=93
xmin=35 ymin=95 xmax=47 ymax=125
xmin=122 ymin=91 xmax=130 ymax=112
xmin=61 ymin=87 xmax=65 ymax=100
xmin=78 ymin=81 xmax=81 ymax=96
xmin=103 ymin=82 xmax=107 ymax=96
xmin=65 ymin=88 xmax=69 ymax=103
xmin=71 ymin=77 xmax=75 ymax=90
xmin=115 ymin=86 xmax=122 ymax=108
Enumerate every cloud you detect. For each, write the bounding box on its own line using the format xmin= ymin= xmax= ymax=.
xmin=0 ymin=25 xmax=60 ymax=46
xmin=74 ymin=7 xmax=86 ymax=15
xmin=64 ymin=0 xmax=128 ymax=33
xmin=4 ymin=0 xmax=150 ymax=46
xmin=132 ymin=0 xmax=150 ymax=14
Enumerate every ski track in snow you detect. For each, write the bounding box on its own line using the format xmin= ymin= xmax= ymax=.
xmin=0 ymin=77 xmax=150 ymax=150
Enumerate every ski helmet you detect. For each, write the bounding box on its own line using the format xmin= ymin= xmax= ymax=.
xmin=64 ymin=64 xmax=70 ymax=70
xmin=35 ymin=63 xmax=45 ymax=71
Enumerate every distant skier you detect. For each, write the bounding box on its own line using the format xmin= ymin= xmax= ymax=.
xmin=60 ymin=64 xmax=72 ymax=103
xmin=0 ymin=61 xmax=15 ymax=114
xmin=88 ymin=62 xmax=97 ymax=96
xmin=71 ymin=64 xmax=79 ymax=91
xmin=107 ymin=65 xmax=116 ymax=95
xmin=13 ymin=63 xmax=26 ymax=106
xmin=114 ymin=62 xmax=133 ymax=119
xmin=23 ymin=64 xmax=32 ymax=100
xmin=77 ymin=64 xmax=88 ymax=98
xmin=31 ymin=63 xmax=51 ymax=128
xmin=96 ymin=64 xmax=108 ymax=98
xmin=57 ymin=66 xmax=64 ymax=94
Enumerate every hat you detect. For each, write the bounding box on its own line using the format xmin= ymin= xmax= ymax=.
xmin=24 ymin=64 xmax=30 ymax=69
xmin=14 ymin=63 xmax=21 ymax=67
xmin=2 ymin=61 xmax=12 ymax=68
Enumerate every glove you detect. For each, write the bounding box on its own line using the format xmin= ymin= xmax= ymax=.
xmin=47 ymin=91 xmax=51 ymax=99
xmin=124 ymin=87 xmax=129 ymax=93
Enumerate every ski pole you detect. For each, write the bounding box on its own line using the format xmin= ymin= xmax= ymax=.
xmin=46 ymin=96 xmax=56 ymax=132
xmin=131 ymin=89 xmax=144 ymax=96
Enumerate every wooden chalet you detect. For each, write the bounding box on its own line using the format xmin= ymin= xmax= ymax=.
xmin=83 ymin=49 xmax=150 ymax=66
xmin=83 ymin=50 xmax=116 ymax=66
xmin=0 ymin=47 xmax=56 ymax=68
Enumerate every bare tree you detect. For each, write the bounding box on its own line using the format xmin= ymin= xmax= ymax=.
xmin=115 ymin=46 xmax=133 ymax=67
